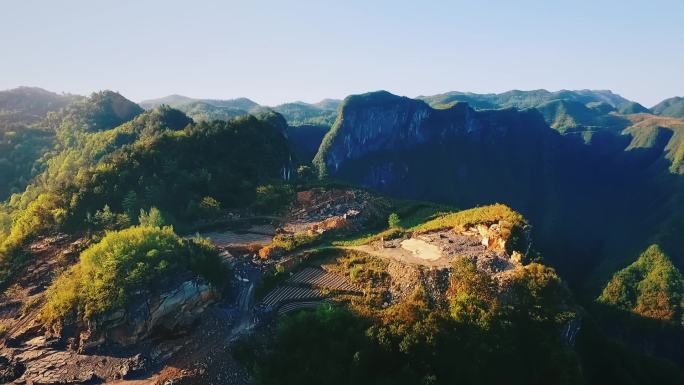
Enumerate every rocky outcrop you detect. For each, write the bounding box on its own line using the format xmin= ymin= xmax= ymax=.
xmin=2 ymin=341 xmax=147 ymax=384
xmin=77 ymin=279 xmax=217 ymax=351
xmin=463 ymin=222 xmax=530 ymax=257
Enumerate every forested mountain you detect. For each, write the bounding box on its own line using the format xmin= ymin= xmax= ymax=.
xmin=0 ymin=87 xmax=81 ymax=199
xmin=138 ymin=95 xmax=337 ymax=162
xmin=0 ymin=87 xmax=77 ymax=126
xmin=0 ymin=90 xmax=292 ymax=284
xmin=140 ymin=95 xmax=259 ymax=111
xmin=418 ymin=89 xmax=653 ymax=134
xmin=599 ymin=245 xmax=683 ymax=324
xmin=271 ymin=100 xmax=340 ymax=126
xmin=2 ymin=86 xmax=684 ymax=384
xmin=0 ymin=126 xmax=54 ymax=199
xmin=139 ymin=95 xmax=260 ymax=122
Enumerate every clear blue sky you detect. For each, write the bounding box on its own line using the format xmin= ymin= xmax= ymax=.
xmin=1 ymin=0 xmax=682 ymax=106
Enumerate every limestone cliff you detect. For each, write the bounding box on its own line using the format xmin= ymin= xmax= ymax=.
xmin=314 ymin=90 xmax=552 ymax=180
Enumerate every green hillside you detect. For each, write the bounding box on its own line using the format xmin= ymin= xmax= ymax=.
xmin=653 ymin=97 xmax=684 ymax=119
xmin=599 ymin=245 xmax=683 ymax=325
xmin=272 ymin=100 xmax=340 ymax=127
xmin=0 ymin=87 xmax=81 ymax=199
xmin=0 ymin=87 xmax=78 ymax=126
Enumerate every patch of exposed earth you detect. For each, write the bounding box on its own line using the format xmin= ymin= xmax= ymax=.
xmin=281 ymin=187 xmax=388 ymax=235
xmin=200 ymin=224 xmax=276 ymax=250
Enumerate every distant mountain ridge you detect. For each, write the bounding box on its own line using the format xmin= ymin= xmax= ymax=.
xmin=139 ymin=94 xmax=259 ymax=111
xmin=139 ymin=94 xmax=341 ymax=126
xmin=417 ymin=89 xmax=645 ymax=111
xmin=0 ymin=86 xmax=79 ymax=127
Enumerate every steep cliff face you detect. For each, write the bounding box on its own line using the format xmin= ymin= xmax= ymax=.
xmin=316 ymin=92 xmax=452 ymax=173
xmin=314 ymin=91 xmax=565 ymax=210
xmin=314 ymin=91 xmax=551 ymax=177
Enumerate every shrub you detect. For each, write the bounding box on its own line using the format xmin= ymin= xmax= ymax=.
xmin=271 ymin=232 xmax=318 ymax=252
xmin=388 ymin=213 xmax=401 ymax=228
xmin=88 ymin=205 xmax=130 ymax=230
xmin=339 ymin=251 xmax=388 ymax=287
xmin=448 ymin=257 xmax=498 ymax=326
xmin=138 ymin=207 xmax=167 ymax=227
xmin=42 ymin=225 xmax=224 ymax=325
xmin=199 ymin=196 xmax=222 ymax=218
xmin=253 ymin=183 xmax=294 ymax=214
xmin=258 ymin=245 xmax=284 ymax=259
xmin=0 ymin=193 xmax=66 ymax=285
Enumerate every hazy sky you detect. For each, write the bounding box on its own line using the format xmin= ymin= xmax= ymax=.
xmin=2 ymin=0 xmax=682 ymax=106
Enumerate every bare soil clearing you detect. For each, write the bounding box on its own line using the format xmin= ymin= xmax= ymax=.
xmin=282 ymin=188 xmax=388 ymax=235
xmin=400 ymin=238 xmax=441 ymax=261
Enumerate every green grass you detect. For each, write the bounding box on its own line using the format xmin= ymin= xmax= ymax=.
xmin=393 ymin=201 xmax=453 ymax=228
xmin=332 ymin=228 xmax=404 ymax=247
xmin=331 ymin=200 xmax=453 ymax=247
xmin=271 ymin=232 xmax=319 ymax=252
xmin=413 ymin=203 xmax=526 ymax=234
xmin=337 ymin=250 xmax=388 ymax=288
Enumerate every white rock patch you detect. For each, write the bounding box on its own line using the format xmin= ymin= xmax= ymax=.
xmin=400 ymin=238 xmax=442 ymax=261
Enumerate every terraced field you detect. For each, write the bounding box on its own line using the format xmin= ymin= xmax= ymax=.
xmin=262 ymin=286 xmax=325 ymax=308
xmin=288 ymin=267 xmax=359 ymax=292
xmin=260 ymin=267 xmax=361 ymax=312
xmin=278 ymin=300 xmax=332 ymax=315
